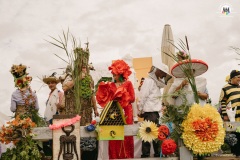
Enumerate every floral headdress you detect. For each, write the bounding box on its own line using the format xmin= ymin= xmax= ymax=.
xmin=108 ymin=60 xmax=132 ymax=80
xmin=10 ymin=64 xmax=32 ymax=89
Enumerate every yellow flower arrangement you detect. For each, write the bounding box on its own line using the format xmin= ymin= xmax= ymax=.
xmin=139 ymin=120 xmax=159 ymax=142
xmin=181 ymin=104 xmax=225 ymax=155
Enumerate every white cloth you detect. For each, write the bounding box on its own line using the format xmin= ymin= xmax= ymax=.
xmin=138 ymin=75 xmax=163 ymax=113
xmin=226 ymin=102 xmax=236 ymax=122
xmin=167 ymin=77 xmax=207 ymax=106
xmin=44 ymin=88 xmax=60 ymax=121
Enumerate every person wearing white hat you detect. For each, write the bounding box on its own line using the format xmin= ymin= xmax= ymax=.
xmin=138 ymin=61 xmax=172 ymax=158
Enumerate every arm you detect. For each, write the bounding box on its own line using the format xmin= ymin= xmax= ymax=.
xmin=126 ymin=81 xmax=135 ymax=103
xmin=62 ymin=75 xmax=74 ymax=92
xmin=92 ymin=95 xmax=99 ymax=117
xmin=90 ymin=75 xmax=99 ymax=117
xmin=10 ymin=94 xmax=17 ymax=112
xmin=198 ymin=91 xmax=208 ymax=100
xmin=138 ymin=79 xmax=152 ymax=111
xmin=219 ymin=88 xmax=228 ymax=121
xmin=174 ymin=79 xmax=188 ymax=92
xmin=34 ymin=93 xmax=39 ymax=111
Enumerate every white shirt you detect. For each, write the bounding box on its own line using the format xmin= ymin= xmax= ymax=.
xmin=138 ymin=77 xmax=163 ymax=112
xmin=167 ymin=77 xmax=207 ymax=106
xmin=44 ymin=88 xmax=62 ymax=121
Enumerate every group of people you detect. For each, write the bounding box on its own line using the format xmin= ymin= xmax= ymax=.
xmin=9 ymin=62 xmax=99 ymax=159
xmin=8 ymin=52 xmax=240 ymax=159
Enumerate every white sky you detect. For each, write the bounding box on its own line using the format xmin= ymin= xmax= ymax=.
xmin=1 ymin=0 xmax=240 ymax=117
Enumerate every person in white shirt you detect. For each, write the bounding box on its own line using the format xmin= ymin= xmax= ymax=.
xmin=43 ymin=72 xmax=63 ymax=124
xmin=138 ymin=62 xmax=172 ymax=158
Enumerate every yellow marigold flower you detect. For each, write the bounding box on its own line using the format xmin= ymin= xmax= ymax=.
xmin=139 ymin=120 xmax=159 ymax=142
xmin=182 ymin=104 xmax=225 ymax=155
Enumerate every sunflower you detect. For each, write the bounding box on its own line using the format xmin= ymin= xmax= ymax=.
xmin=182 ymin=103 xmax=225 ymax=155
xmin=139 ymin=120 xmax=159 ymax=142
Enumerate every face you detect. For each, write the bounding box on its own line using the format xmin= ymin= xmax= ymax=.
xmin=82 ymin=66 xmax=87 ymax=73
xmin=47 ymin=81 xmax=57 ymax=91
xmin=155 ymin=68 xmax=167 ymax=79
xmin=113 ymin=74 xmax=121 ymax=82
xmin=231 ymin=75 xmax=240 ymax=85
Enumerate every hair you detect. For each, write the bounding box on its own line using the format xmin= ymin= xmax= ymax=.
xmin=114 ymin=74 xmax=124 ymax=83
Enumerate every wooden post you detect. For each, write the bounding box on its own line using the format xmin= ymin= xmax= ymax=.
xmin=178 ymin=139 xmax=193 ymax=160
xmin=52 ymin=115 xmax=80 ymax=160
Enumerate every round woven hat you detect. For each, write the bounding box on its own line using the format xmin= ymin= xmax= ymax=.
xmin=43 ymin=72 xmax=60 ymax=84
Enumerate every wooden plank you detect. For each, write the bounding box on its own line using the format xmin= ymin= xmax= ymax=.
xmin=224 ymin=122 xmax=240 ymax=132
xmin=33 ymin=124 xmax=141 ymax=140
xmin=119 ymin=158 xmax=178 ymax=160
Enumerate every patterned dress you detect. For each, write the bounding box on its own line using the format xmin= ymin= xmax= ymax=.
xmin=109 ymin=80 xmax=135 ymax=159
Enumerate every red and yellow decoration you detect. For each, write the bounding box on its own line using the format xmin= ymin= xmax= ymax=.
xmin=181 ymin=104 xmax=225 ymax=154
xmin=96 ymin=81 xmax=131 ymax=108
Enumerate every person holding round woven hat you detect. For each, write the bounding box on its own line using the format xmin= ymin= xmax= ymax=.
xmin=10 ymin=64 xmax=39 ymax=119
xmin=167 ymin=53 xmax=209 ymax=106
xmin=43 ymin=72 xmax=63 ymax=124
xmin=220 ymin=70 xmax=240 ymax=157
xmin=138 ymin=61 xmax=172 ymax=158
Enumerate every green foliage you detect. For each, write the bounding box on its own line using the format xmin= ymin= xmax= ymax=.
xmin=20 ymin=109 xmax=47 ymax=127
xmin=221 ymin=143 xmax=231 ymax=154
xmin=0 ymin=136 xmax=41 ymax=160
xmin=47 ymin=29 xmax=91 ymax=114
xmin=80 ymin=75 xmax=92 ymax=99
xmin=95 ymin=77 xmax=113 ymax=91
xmin=161 ymin=90 xmax=191 ymax=142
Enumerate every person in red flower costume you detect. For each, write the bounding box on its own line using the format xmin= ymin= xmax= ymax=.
xmin=96 ymin=60 xmax=135 ymax=159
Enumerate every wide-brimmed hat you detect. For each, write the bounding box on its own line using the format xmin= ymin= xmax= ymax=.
xmin=171 ymin=59 xmax=208 ymax=78
xmin=43 ymin=72 xmax=60 ymax=84
xmin=152 ymin=61 xmax=171 ymax=77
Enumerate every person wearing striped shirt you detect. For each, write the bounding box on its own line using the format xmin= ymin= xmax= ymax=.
xmin=219 ymin=69 xmax=240 ymax=157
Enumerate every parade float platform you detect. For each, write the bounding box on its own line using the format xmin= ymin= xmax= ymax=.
xmin=31 ymin=122 xmax=240 ymax=160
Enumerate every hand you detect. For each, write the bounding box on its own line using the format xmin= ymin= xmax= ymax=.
xmin=137 ymin=110 xmax=144 ymax=118
xmin=223 ymin=116 xmax=229 ymax=121
xmin=161 ymin=106 xmax=167 ymax=114
xmin=197 ymin=91 xmax=202 ymax=97
xmin=181 ymin=79 xmax=188 ymax=87
xmin=94 ymin=108 xmax=99 ymax=117
xmin=133 ymin=117 xmax=138 ymax=123
xmin=56 ymin=103 xmax=63 ymax=110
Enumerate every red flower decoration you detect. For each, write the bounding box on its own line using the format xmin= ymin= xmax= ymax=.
xmin=113 ymin=86 xmax=131 ymax=108
xmin=161 ymin=139 xmax=177 ymax=155
xmin=108 ymin=60 xmax=132 ymax=79
xmin=96 ymin=82 xmax=117 ymax=107
xmin=158 ymin=125 xmax=170 ymax=140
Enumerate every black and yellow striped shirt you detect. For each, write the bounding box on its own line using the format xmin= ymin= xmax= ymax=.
xmin=220 ymin=83 xmax=240 ymax=119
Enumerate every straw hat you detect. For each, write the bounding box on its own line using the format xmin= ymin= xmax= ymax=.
xmin=43 ymin=72 xmax=60 ymax=84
